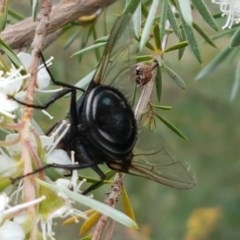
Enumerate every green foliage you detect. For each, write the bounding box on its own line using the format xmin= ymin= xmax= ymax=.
xmin=0 ymin=0 xmax=9 ymax=31
xmin=0 ymin=38 xmax=22 ymax=68
xmin=1 ymin=0 xmax=240 ymax=239
xmin=192 ymin=0 xmax=219 ymax=31
xmin=39 ymin=180 xmax=138 ymax=229
xmin=230 ymin=26 xmax=240 ymax=47
xmin=196 ymin=47 xmax=233 ymax=80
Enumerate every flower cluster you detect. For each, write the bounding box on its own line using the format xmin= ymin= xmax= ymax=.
xmin=0 ymin=52 xmax=53 ymax=119
xmin=0 ymin=53 xmax=87 ymax=239
xmin=212 ymin=0 xmax=240 ymax=28
xmin=0 ymin=66 xmax=25 ymax=119
xmin=0 ymin=119 xmax=88 ymax=240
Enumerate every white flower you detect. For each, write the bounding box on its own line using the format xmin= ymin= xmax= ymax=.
xmin=25 ymin=52 xmax=63 ymax=119
xmin=39 ymin=151 xmax=87 ymax=240
xmin=0 ymin=220 xmax=25 ymax=240
xmin=43 ymin=120 xmax=70 ymax=154
xmin=40 ymin=178 xmax=87 ymax=240
xmin=0 ymin=194 xmax=45 ymax=240
xmin=0 ymin=195 xmax=46 ymax=220
xmin=17 ymin=52 xmax=52 ymax=90
xmin=40 ymin=195 xmax=86 ymax=240
xmin=0 ymin=93 xmax=18 ymax=118
xmin=1 ymin=114 xmax=87 ymax=240
xmin=46 ymin=149 xmax=72 ymax=175
xmin=0 ymin=67 xmax=27 ymax=118
xmin=0 ymin=70 xmax=23 ymax=94
xmin=0 ymin=193 xmax=9 ymax=212
xmin=212 ymin=0 xmax=240 ymax=28
xmin=0 ymin=154 xmax=17 ymax=177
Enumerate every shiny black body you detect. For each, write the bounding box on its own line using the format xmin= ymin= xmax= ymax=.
xmin=59 ymin=83 xmax=137 ymax=175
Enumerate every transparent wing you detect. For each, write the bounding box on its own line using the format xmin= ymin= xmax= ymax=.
xmin=129 ymin=126 xmax=195 ymax=189
xmin=87 ymin=14 xmax=194 ymax=189
xmin=90 ymin=13 xmax=136 ymax=94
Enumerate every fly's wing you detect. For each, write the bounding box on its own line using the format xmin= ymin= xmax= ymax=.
xmin=90 ymin=13 xmax=136 ymax=94
xmin=129 ymin=126 xmax=195 ymax=189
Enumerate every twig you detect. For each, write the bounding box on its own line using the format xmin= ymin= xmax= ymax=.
xmin=0 ymin=0 xmax=117 ymax=49
xmin=135 ymin=68 xmax=157 ymax=121
xmin=92 ymin=173 xmax=124 ymax=240
xmin=19 ymin=1 xmax=52 ymax=239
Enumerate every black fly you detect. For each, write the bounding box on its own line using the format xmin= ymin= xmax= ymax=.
xmin=11 ymin=14 xmax=194 ymax=194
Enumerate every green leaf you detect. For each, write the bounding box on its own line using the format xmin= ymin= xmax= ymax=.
xmin=193 ymin=22 xmax=216 ymax=47
xmin=163 ymin=64 xmax=186 ymax=89
xmin=80 ymin=211 xmax=101 ymax=235
xmin=151 ymin=103 xmax=172 ymax=110
xmin=0 ymin=54 xmax=10 ymax=71
xmin=92 ymin=27 xmax=103 ymax=61
xmin=155 ymin=113 xmax=188 ymax=140
xmin=212 ymin=27 xmax=235 ymax=41
xmin=39 ymin=184 xmax=65 ymax=218
xmin=80 ymin=233 xmax=92 ymax=240
xmin=164 ymin=41 xmax=188 ymax=53
xmin=182 ymin=20 xmax=202 ymax=62
xmin=39 ymin=180 xmax=138 ymax=229
xmin=230 ymin=27 xmax=240 ymax=47
xmin=136 ymin=55 xmax=154 ymax=62
xmin=155 ymin=66 xmax=162 ymax=102
xmin=0 ymin=1 xmax=9 ymax=32
xmin=77 ymin=170 xmax=115 ymax=191
xmin=121 ymin=186 xmax=136 ymax=221
xmin=31 ymin=0 xmax=39 ymax=20
xmin=141 ymin=3 xmax=149 ymax=18
xmin=195 ymin=47 xmax=233 ymax=80
xmin=75 ymin=70 xmax=95 ymax=89
xmin=132 ymin=3 xmax=141 ymax=38
xmin=230 ymin=59 xmax=240 ymax=101
xmin=145 ymin=41 xmax=156 ymax=51
xmin=178 ymin=27 xmax=186 ymax=60
xmin=0 ymin=177 xmax=11 ymax=191
xmin=71 ymin=42 xmax=106 ymax=57
xmin=123 ymin=0 xmax=141 ymax=14
xmin=140 ymin=0 xmax=160 ymax=50
xmin=159 ymin=0 xmax=168 ymax=43
xmin=153 ymin=23 xmax=161 ymax=50
xmin=178 ymin=0 xmax=192 ymax=25
xmin=167 ymin=3 xmax=180 ymax=39
xmin=8 ymin=9 xmax=25 ymax=21
xmin=131 ymin=83 xmax=137 ymax=107
xmin=94 ymin=35 xmax=109 ymax=44
xmin=0 ymin=39 xmax=22 ymax=67
xmin=64 ymin=30 xmax=82 ymax=50
xmin=192 ymin=0 xmax=219 ymax=31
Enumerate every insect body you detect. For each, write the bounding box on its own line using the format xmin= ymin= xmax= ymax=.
xmin=12 ymin=14 xmax=194 ymax=193
xmin=60 ymin=83 xmax=137 ymax=177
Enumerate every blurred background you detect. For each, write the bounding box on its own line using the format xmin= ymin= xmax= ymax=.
xmin=8 ymin=1 xmax=240 ymax=239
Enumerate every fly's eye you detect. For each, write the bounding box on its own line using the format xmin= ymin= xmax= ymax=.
xmin=83 ymin=85 xmax=136 ymax=157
